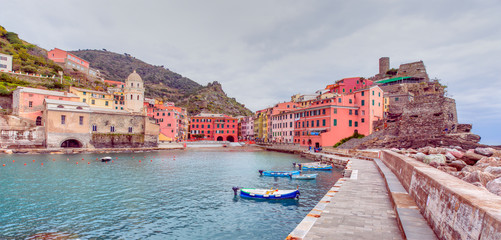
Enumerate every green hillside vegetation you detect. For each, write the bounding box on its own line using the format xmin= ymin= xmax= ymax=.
xmin=0 ymin=25 xmax=110 ymax=95
xmin=0 ymin=25 xmax=252 ymax=116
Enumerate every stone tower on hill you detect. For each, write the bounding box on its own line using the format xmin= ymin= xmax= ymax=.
xmin=124 ymin=70 xmax=145 ymax=113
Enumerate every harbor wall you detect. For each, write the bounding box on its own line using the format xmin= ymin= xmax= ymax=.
xmin=380 ymin=150 xmax=501 ymax=240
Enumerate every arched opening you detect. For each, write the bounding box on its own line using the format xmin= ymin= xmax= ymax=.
xmin=216 ymin=136 xmax=223 ymax=141
xmin=60 ymin=139 xmax=82 ymax=148
xmin=227 ymin=136 xmax=235 ymax=142
xmin=307 ymin=139 xmax=312 ymax=146
xmin=36 ymin=116 xmax=42 ymax=126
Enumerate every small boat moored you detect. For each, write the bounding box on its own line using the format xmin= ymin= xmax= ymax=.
xmin=259 ymin=170 xmax=300 ymax=177
xmin=289 ymin=173 xmax=317 ymax=180
xmin=233 ymin=187 xmax=300 ymax=199
xmin=101 ymin=156 xmax=112 ymax=162
xmin=300 ymin=163 xmax=332 ymax=170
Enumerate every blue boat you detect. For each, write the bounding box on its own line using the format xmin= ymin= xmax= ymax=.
xmin=239 ymin=188 xmax=300 ymax=199
xmin=301 ymin=164 xmax=332 ymax=170
xmin=259 ymin=170 xmax=300 ymax=177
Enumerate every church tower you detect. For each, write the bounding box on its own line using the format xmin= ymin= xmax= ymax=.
xmin=124 ymin=70 xmax=145 ymax=113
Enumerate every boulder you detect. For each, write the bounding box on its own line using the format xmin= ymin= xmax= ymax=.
xmin=449 ymin=160 xmax=467 ymax=171
xmin=445 ymin=152 xmax=456 ymax=162
xmin=415 ymin=152 xmax=426 ymax=162
xmin=475 ymin=147 xmax=494 ymax=157
xmin=461 ymin=165 xmax=481 ymax=173
xmin=474 ymin=157 xmax=501 ymax=169
xmin=419 ymin=146 xmax=432 ymax=155
xmin=429 ymin=162 xmax=439 ymax=168
xmin=429 ymin=148 xmax=441 ymax=155
xmin=407 ymin=149 xmax=418 ymax=154
xmin=449 ymin=150 xmax=464 ymax=159
xmin=486 ymin=178 xmax=501 ymax=196
xmin=463 ymin=151 xmax=484 ymax=161
xmin=484 ymin=166 xmax=501 ymax=177
xmin=438 ymin=166 xmax=457 ymax=174
xmin=423 ymin=154 xmax=446 ymax=165
xmin=462 ymin=170 xmax=496 ymax=186
xmin=390 ymin=148 xmax=400 ymax=153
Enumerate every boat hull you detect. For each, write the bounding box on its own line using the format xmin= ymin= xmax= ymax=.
xmin=291 ymin=174 xmax=317 ymax=180
xmin=240 ymin=188 xmax=300 ymax=199
xmin=262 ymin=170 xmax=300 ymax=177
xmin=302 ymin=165 xmax=332 ymax=170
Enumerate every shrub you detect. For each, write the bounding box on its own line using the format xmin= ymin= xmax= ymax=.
xmin=333 ymin=132 xmax=365 ymax=148
xmin=0 ymin=85 xmax=11 ymax=96
xmin=5 ymin=32 xmax=23 ymax=45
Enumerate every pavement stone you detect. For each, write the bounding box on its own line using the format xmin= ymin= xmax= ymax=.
xmin=303 ymin=158 xmax=403 ymax=240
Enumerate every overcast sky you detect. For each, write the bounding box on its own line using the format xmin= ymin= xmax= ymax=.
xmin=1 ymin=0 xmax=500 ymax=145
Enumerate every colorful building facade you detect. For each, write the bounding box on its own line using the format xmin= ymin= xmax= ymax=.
xmin=0 ymin=53 xmax=13 ymax=72
xmin=189 ymin=113 xmax=238 ymax=142
xmin=69 ymin=87 xmax=114 ymax=109
xmin=293 ymin=85 xmax=384 ymax=147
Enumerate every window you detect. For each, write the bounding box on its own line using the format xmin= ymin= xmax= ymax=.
xmin=362 ymin=110 xmax=365 ymax=115
xmin=372 ymin=91 xmax=374 ymax=95
xmin=79 ymin=116 xmax=84 ymax=125
xmin=83 ymin=98 xmax=86 ymax=103
xmin=322 ymin=119 xmax=326 ymax=126
xmin=395 ymin=97 xmax=399 ymax=101
xmin=361 ymin=100 xmax=365 ymax=106
xmin=36 ymin=116 xmax=42 ymax=126
xmin=83 ymin=92 xmax=86 ymax=95
xmin=208 ymin=130 xmax=210 ymax=134
xmin=316 ymin=120 xmax=319 ymax=127
xmin=92 ymin=125 xmax=97 ymax=131
xmin=105 ymin=101 xmax=108 ymax=106
xmin=128 ymin=127 xmax=133 ymax=133
xmin=349 ymin=110 xmax=352 ymax=115
xmin=355 ymin=121 xmax=358 ymax=127
xmin=334 ymin=108 xmax=337 ymax=114
xmin=361 ymin=118 xmax=365 ymax=123
xmin=349 ymin=120 xmax=352 ymax=127
xmin=355 ymin=110 xmax=358 ymax=115
xmin=61 ymin=115 xmax=66 ymax=124
xmin=379 ymin=92 xmax=381 ymax=97
xmin=91 ymin=99 xmax=95 ymax=105
xmin=338 ymin=98 xmax=342 ymax=103
xmin=110 ymin=126 xmax=115 ymax=132
xmin=137 ymin=95 xmax=139 ymax=100
xmin=372 ymin=100 xmax=375 ymax=106
xmin=29 ymin=101 xmax=33 ymax=108
xmin=361 ymin=91 xmax=364 ymax=96
xmin=333 ymin=119 xmax=337 ymax=126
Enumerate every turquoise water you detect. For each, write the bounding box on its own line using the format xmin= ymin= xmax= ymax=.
xmin=0 ymin=149 xmax=342 ymax=239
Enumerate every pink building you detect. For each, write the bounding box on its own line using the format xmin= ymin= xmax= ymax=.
xmin=265 ymin=101 xmax=299 ymax=140
xmin=146 ymin=103 xmax=183 ymax=141
xmin=294 ymin=85 xmax=384 ymax=147
xmin=325 ymin=77 xmax=373 ymax=95
xmin=240 ymin=116 xmax=254 ymax=140
xmin=271 ymin=111 xmax=295 ymax=143
xmin=47 ymin=48 xmax=91 ymax=74
xmin=12 ymin=86 xmax=80 ymax=125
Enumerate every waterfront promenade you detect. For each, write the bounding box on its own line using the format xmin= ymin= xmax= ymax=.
xmin=300 ymin=157 xmax=403 ymax=239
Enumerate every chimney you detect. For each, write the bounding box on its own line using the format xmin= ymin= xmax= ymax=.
xmin=379 ymin=57 xmax=390 ymax=75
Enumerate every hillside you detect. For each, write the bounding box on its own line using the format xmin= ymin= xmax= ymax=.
xmin=0 ymin=25 xmax=252 ymax=116
xmin=71 ymin=50 xmax=252 ymax=116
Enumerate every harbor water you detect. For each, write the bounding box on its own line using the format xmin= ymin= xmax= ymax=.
xmin=0 ymin=149 xmax=342 ymax=239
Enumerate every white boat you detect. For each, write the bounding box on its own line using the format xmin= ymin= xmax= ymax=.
xmin=290 ymin=173 xmax=317 ymax=180
xmin=101 ymin=156 xmax=112 ymax=162
xmin=238 ymin=188 xmax=300 ymax=199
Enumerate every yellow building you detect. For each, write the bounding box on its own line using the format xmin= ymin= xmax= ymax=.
xmin=69 ymin=87 xmax=114 ymax=109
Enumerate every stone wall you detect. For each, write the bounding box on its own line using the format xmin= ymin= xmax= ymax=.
xmin=0 ymin=115 xmax=44 ymax=148
xmin=0 ymin=95 xmax=12 ymax=109
xmin=89 ymin=113 xmax=158 ymax=148
xmin=381 ymin=150 xmax=501 ymax=240
xmin=396 ymin=61 xmax=429 ymax=81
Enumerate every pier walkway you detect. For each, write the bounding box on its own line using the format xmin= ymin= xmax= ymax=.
xmin=301 ymin=157 xmax=403 ymax=239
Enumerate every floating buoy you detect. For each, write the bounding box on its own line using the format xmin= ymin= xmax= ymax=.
xmin=116 ymin=157 xmax=118 ymax=159
xmin=88 ymin=162 xmax=90 ymax=164
xmin=112 ymin=160 xmax=114 ymax=163
xmin=41 ymin=163 xmax=43 ymax=166
xmin=96 ymin=158 xmax=98 ymax=160
xmin=67 ymin=158 xmax=69 ymax=161
xmin=76 ymin=162 xmax=79 ymax=165
xmin=82 ymin=158 xmax=84 ymax=160
xmin=133 ymin=157 xmax=134 ymax=159
xmin=139 ymin=160 xmax=141 ymax=163
xmin=144 ymin=156 xmax=146 ymax=158
xmin=2 ymin=164 xmax=5 ymax=167
xmin=53 ymin=158 xmax=55 ymax=161
xmin=24 ymin=163 xmax=27 ymax=166
xmin=12 ymin=160 xmax=15 ymax=163
xmin=33 ymin=159 xmax=35 ymax=162
xmin=150 ymin=160 xmax=153 ymax=162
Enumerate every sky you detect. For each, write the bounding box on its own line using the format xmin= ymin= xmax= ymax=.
xmin=1 ymin=0 xmax=500 ymax=145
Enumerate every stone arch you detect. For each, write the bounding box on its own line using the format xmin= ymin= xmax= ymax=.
xmin=227 ymin=136 xmax=235 ymax=142
xmin=60 ymin=138 xmax=83 ymax=148
xmin=216 ymin=136 xmax=223 ymax=141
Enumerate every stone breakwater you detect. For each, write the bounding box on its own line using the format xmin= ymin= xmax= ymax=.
xmin=390 ymin=146 xmax=501 ymax=197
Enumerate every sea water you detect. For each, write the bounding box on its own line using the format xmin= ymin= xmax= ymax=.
xmin=0 ymin=149 xmax=342 ymax=239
